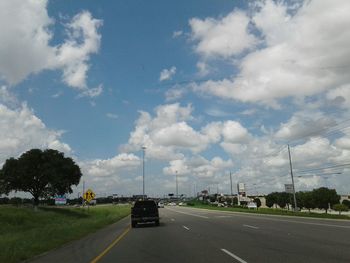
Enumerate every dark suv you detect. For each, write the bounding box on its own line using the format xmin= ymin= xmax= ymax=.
xmin=131 ymin=200 xmax=160 ymax=228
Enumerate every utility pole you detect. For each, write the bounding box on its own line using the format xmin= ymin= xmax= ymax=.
xmin=82 ymin=180 xmax=85 ymax=206
xmin=142 ymin=146 xmax=146 ymax=200
xmin=230 ymin=171 xmax=233 ymax=206
xmin=287 ymin=144 xmax=298 ymax=211
xmin=176 ymin=170 xmax=178 ymax=200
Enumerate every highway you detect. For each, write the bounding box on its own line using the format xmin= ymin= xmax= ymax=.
xmin=31 ymin=206 xmax=350 ymax=263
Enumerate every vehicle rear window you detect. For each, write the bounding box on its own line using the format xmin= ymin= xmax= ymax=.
xmin=134 ymin=201 xmax=157 ymax=208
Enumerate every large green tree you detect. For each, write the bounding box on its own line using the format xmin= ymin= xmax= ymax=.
xmin=312 ymin=187 xmax=340 ymax=213
xmin=297 ymin=191 xmax=315 ymax=212
xmin=266 ymin=192 xmax=278 ymax=208
xmin=0 ymin=149 xmax=82 ymax=207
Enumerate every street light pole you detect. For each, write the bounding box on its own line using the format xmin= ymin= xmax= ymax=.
xmin=287 ymin=144 xmax=298 ymax=211
xmin=142 ymin=146 xmax=146 ymax=200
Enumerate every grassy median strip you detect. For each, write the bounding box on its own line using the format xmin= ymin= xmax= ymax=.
xmin=186 ymin=202 xmax=350 ymax=220
xmin=0 ymin=204 xmax=130 ymax=263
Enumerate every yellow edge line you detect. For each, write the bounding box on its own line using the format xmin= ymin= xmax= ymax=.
xmin=90 ymin=225 xmax=131 ymax=263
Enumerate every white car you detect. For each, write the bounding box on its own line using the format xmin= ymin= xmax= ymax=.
xmin=158 ymin=202 xmax=164 ymax=208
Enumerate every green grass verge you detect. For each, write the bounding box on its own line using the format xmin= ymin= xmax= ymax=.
xmin=0 ymin=204 xmax=131 ymax=263
xmin=186 ymin=201 xmax=350 ymax=220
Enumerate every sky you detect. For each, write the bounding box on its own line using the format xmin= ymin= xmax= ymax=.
xmin=1 ymin=0 xmax=350 ymax=198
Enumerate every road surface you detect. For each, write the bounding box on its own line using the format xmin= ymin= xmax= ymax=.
xmin=31 ymin=206 xmax=350 ymax=263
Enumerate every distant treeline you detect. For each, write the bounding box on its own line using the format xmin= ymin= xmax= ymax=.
xmin=266 ymin=187 xmax=349 ymax=213
xmin=0 ymin=196 xmax=133 ymax=206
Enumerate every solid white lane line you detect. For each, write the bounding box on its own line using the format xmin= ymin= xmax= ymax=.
xmin=166 ymin=208 xmax=209 ymax=219
xmin=243 ymin=224 xmax=259 ymax=229
xmin=221 ymin=249 xmax=248 ymax=263
xmin=216 ymin=215 xmax=232 ymax=218
xmin=183 ymin=225 xmax=190 ymax=230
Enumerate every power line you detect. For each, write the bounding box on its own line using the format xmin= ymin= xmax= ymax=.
xmin=295 ymin=163 xmax=350 ymax=174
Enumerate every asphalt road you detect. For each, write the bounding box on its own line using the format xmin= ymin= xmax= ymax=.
xmin=31 ymin=206 xmax=350 ymax=263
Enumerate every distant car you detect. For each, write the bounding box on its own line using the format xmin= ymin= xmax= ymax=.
xmin=158 ymin=202 xmax=164 ymax=208
xmin=131 ymin=200 xmax=160 ymax=228
xmin=168 ymin=202 xmax=176 ymax=206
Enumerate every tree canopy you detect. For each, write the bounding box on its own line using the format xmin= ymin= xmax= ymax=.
xmin=312 ymin=187 xmax=340 ymax=213
xmin=0 ymin=149 xmax=82 ymax=206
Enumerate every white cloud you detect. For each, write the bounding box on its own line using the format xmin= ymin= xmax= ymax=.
xmin=205 ymin=107 xmax=230 ymax=117
xmin=81 ymin=153 xmax=140 ymax=178
xmin=159 ymin=66 xmax=177 ymax=82
xmin=77 ymin=84 xmax=103 ymax=98
xmin=56 ymin=11 xmax=102 ymax=90
xmin=165 ymin=86 xmax=187 ymax=102
xmin=222 ymin=121 xmax=250 ymax=143
xmin=163 ymin=156 xmax=233 ymax=179
xmin=0 ymin=1 xmax=103 ymax=96
xmin=172 ymin=30 xmax=183 ymax=38
xmin=326 ymin=84 xmax=350 ymax=109
xmin=190 ymin=0 xmax=350 ymax=107
xmin=0 ymin=85 xmax=18 ymax=106
xmin=0 ymin=103 xmax=71 ymax=165
xmin=189 ymin=10 xmax=257 ymax=59
xmin=106 ymin=113 xmax=119 ymax=119
xmin=196 ymin=61 xmax=210 ymax=76
xmin=274 ymin=111 xmax=336 ymax=141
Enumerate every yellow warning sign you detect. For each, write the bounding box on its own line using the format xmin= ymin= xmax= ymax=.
xmin=83 ymin=189 xmax=96 ymax=202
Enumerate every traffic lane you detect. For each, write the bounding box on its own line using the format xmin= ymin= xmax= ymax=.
xmin=169 ymin=206 xmax=350 ymax=263
xmin=177 ymin=206 xmax=350 ymax=227
xmin=99 ymin=207 xmax=234 ymax=263
xmin=29 ymin=215 xmax=131 ymax=263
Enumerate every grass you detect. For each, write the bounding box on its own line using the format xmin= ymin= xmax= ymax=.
xmin=186 ymin=201 xmax=350 ymax=220
xmin=0 ymin=204 xmax=131 ymax=263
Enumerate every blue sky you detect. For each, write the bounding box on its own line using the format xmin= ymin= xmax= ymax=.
xmin=1 ymin=0 xmax=350 ymax=197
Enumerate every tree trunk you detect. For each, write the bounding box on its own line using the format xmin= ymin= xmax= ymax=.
xmin=33 ymin=195 xmax=39 ymax=211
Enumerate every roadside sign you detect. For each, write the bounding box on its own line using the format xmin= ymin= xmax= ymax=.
xmin=285 ymin=184 xmax=294 ymax=193
xmin=55 ymin=195 xmax=66 ymax=205
xmin=83 ymin=189 xmax=96 ymax=202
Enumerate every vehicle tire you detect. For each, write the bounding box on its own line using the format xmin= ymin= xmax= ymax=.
xmin=131 ymin=222 xmax=136 ymax=228
xmin=155 ymin=220 xmax=160 ymax=226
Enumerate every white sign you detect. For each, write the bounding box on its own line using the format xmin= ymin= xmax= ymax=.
xmin=285 ymin=184 xmax=294 ymax=193
xmin=238 ymin=183 xmax=245 ymax=192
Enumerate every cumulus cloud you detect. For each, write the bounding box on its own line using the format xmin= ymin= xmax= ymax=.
xmin=81 ymin=153 xmax=140 ymax=178
xmin=274 ymin=111 xmax=336 ymax=141
xmin=190 ymin=0 xmax=350 ymax=107
xmin=0 ymin=0 xmax=103 ymax=96
xmin=0 ymin=103 xmax=71 ymax=165
xmin=159 ymin=66 xmax=177 ymax=82
xmin=0 ymin=86 xmax=18 ymax=107
xmin=189 ymin=10 xmax=257 ymax=59
xmin=163 ymin=156 xmax=233 ymax=179
xmin=121 ymin=103 xmax=256 ymax=164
